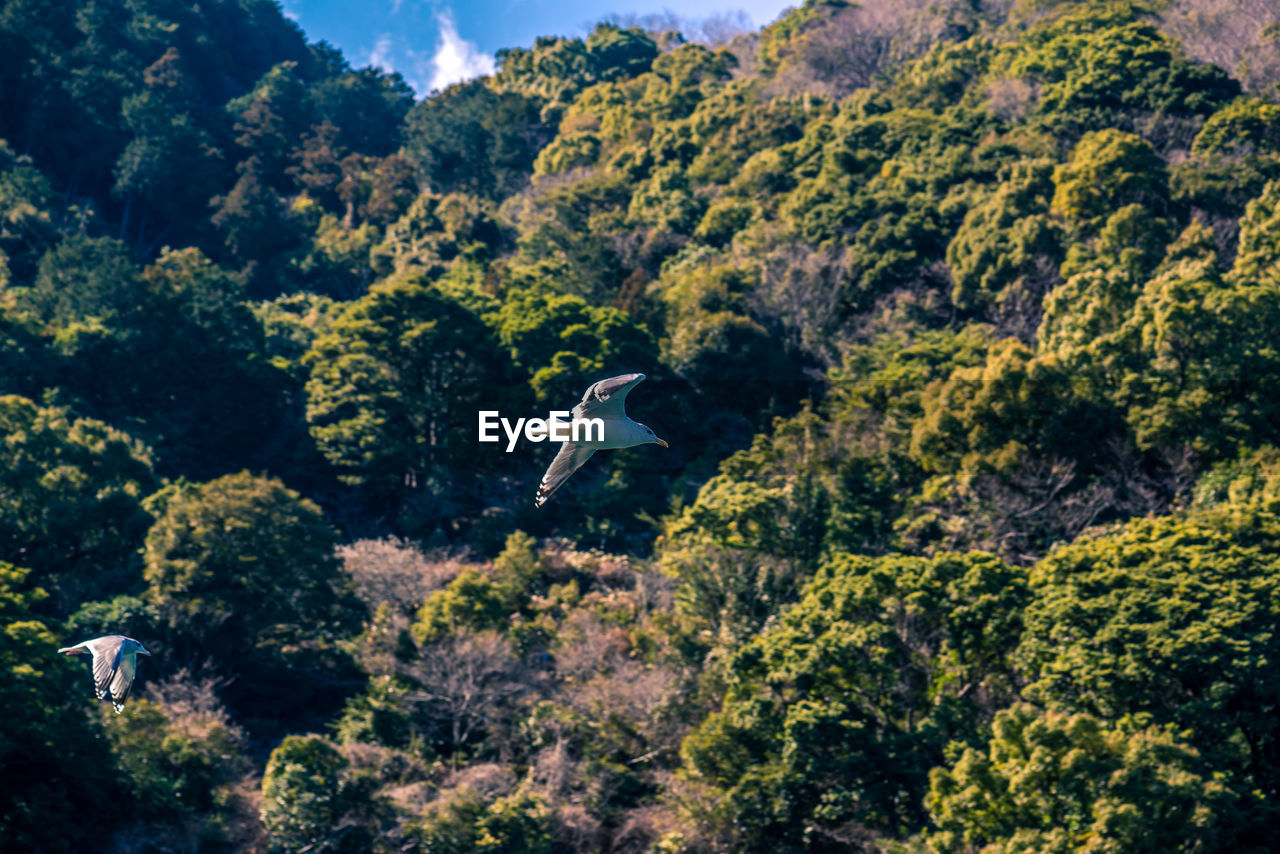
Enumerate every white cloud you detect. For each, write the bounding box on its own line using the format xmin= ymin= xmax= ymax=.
xmin=427 ymin=9 xmax=495 ymax=92
xmin=368 ymin=34 xmax=396 ymax=74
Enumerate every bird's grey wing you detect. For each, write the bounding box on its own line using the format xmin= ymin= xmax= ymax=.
xmin=535 ymin=443 xmax=596 ymax=507
xmin=92 ymin=638 xmax=124 ymax=701
xmin=572 ymin=373 xmax=646 ymax=420
xmin=109 ymin=655 xmax=137 ymax=713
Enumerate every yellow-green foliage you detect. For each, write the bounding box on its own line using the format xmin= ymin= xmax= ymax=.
xmin=409 ymin=787 xmax=553 ymax=853
xmin=1050 ymin=129 xmax=1168 ymax=225
xmin=926 ymin=704 xmax=1233 ymax=852
xmin=8 ymin=0 xmax=1280 ymax=848
xmin=143 ymin=472 xmax=356 ymax=675
xmin=412 ymin=568 xmax=514 ymax=644
xmin=681 ymin=550 xmax=1029 ymax=846
xmin=1017 ymin=500 xmax=1280 ymax=818
xmin=1192 ymin=97 xmax=1280 ymax=156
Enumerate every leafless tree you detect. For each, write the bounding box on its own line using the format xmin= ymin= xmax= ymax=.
xmin=1158 ymin=0 xmax=1280 ymax=96
xmin=991 ymin=255 xmax=1061 ymax=345
xmin=695 ymin=11 xmax=755 ymax=47
xmin=770 ymin=0 xmax=974 ymax=98
xmin=553 ymin=610 xmax=632 ymax=682
xmin=338 ymin=537 xmax=465 ymax=614
xmin=400 ymin=630 xmax=531 ymax=755
xmin=906 ymin=441 xmax=1198 ymax=564
xmin=752 ymin=242 xmax=850 ymax=364
xmin=985 ymin=78 xmax=1040 ymax=121
xmin=551 ymin=802 xmax=606 ymax=853
xmin=442 ymin=762 xmax=516 ymax=798
xmin=598 ymin=9 xmax=753 ymax=48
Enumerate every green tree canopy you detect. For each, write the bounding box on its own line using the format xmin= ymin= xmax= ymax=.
xmin=926 ymin=703 xmax=1236 ymax=852
xmin=0 ymin=562 xmax=118 ymax=852
xmin=1017 ymin=499 xmax=1280 ymax=838
xmin=681 ymin=550 xmax=1028 ymax=850
xmin=143 ymin=471 xmax=358 ymax=708
xmin=0 ymin=394 xmax=156 ymax=609
xmin=403 ymin=80 xmax=550 ymax=200
xmin=261 ymin=734 xmax=383 ymax=852
xmin=304 ymin=272 xmax=520 ymax=529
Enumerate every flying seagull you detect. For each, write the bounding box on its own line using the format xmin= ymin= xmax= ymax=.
xmin=536 ymin=373 xmax=668 ymax=507
xmin=58 ymin=635 xmax=151 ymax=713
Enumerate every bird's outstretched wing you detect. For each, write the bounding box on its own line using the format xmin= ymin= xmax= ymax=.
xmin=572 ymin=373 xmax=646 ymax=420
xmin=92 ymin=638 xmax=124 ymax=702
xmin=535 ymin=443 xmax=596 ymax=507
xmin=109 ymin=655 xmax=137 ymax=713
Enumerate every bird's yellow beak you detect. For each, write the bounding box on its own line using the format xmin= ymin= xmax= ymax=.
xmin=655 ymin=437 xmax=669 ymax=448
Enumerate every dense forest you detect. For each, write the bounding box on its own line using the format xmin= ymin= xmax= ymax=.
xmin=4 ymin=0 xmax=1280 ymax=850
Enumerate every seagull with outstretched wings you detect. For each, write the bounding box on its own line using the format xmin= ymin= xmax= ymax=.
xmin=535 ymin=373 xmax=667 ymax=507
xmin=58 ymin=635 xmax=151 ymax=713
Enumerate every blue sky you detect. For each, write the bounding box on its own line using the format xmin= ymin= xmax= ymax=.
xmin=279 ymin=0 xmax=797 ymax=95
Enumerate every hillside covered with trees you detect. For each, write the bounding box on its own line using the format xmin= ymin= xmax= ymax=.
xmin=4 ymin=0 xmax=1280 ymax=850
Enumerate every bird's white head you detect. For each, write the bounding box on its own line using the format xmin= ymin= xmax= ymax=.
xmin=638 ymin=423 xmax=668 ymax=448
xmin=127 ymin=638 xmax=152 ymax=657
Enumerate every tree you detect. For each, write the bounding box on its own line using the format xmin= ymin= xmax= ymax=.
xmin=658 ymin=407 xmax=854 ymax=644
xmin=0 ymin=140 xmax=59 ymax=281
xmin=143 ymin=471 xmax=358 ymax=708
xmin=909 ymin=339 xmax=1112 ymax=476
xmin=926 ymin=704 xmax=1236 ymax=852
xmin=659 ymin=258 xmax=802 ymax=422
xmin=413 ymin=569 xmax=517 ymax=644
xmin=945 ymin=159 xmax=1063 ymax=336
xmin=0 ymin=562 xmax=118 ymax=853
xmin=585 ymin=24 xmax=658 ymax=82
xmin=309 ymin=66 xmax=414 ymax=158
xmin=0 ymin=394 xmax=156 ymax=610
xmin=1004 ymin=8 xmax=1237 ymax=130
xmin=100 ymin=674 xmax=254 ymax=843
xmin=1233 ymin=177 xmax=1280 ymax=277
xmin=304 ymin=273 xmax=519 ymax=528
xmin=1050 ymin=130 xmax=1168 ymax=228
xmin=491 ymin=286 xmax=658 ymax=406
xmin=345 ymin=619 xmax=530 ymax=757
xmin=21 ymin=234 xmax=145 ymax=328
xmin=289 ymin=120 xmax=347 ymax=211
xmin=338 ymin=536 xmax=463 ymax=617
xmin=1017 ymin=499 xmax=1280 ymax=841
xmin=261 ymin=735 xmax=381 ymax=853
xmin=209 ymin=156 xmax=302 ymax=285
xmin=254 ymin=291 xmax=341 ymax=382
xmin=371 ymin=191 xmax=508 ymax=276
xmin=0 ymin=304 xmax=53 ymax=401
xmin=409 ymin=787 xmax=553 ymax=854
xmin=1191 ymin=97 xmax=1280 ymax=158
xmin=681 ymin=550 xmax=1028 ymax=850
xmin=1103 ymin=250 xmax=1280 ymax=457
xmin=35 ymin=245 xmax=286 ymax=477
xmin=400 ymin=630 xmax=529 ymax=756
xmin=403 ymin=80 xmax=550 ymax=200
xmin=112 ymin=88 xmax=222 ymax=249
xmin=226 ymin=61 xmax=314 ymax=190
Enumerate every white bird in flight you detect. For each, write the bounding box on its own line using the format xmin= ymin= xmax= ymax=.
xmin=58 ymin=635 xmax=151 ymax=713
xmin=536 ymin=373 xmax=668 ymax=507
